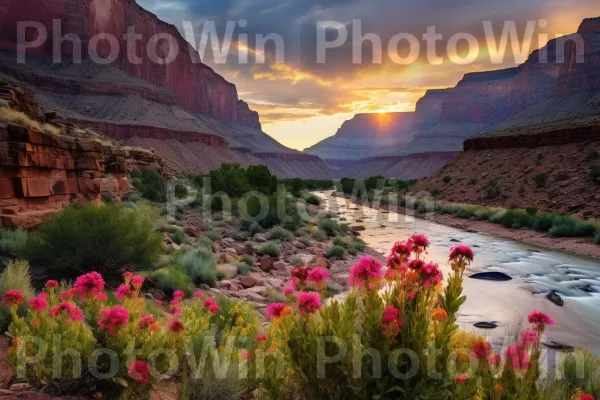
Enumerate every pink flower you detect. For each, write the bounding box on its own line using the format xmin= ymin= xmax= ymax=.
xmin=155 ymin=300 xmax=163 ymax=305
xmin=527 ymin=310 xmax=554 ymax=327
xmin=266 ymin=303 xmax=288 ymax=320
xmin=172 ymin=306 xmax=182 ymax=316
xmin=471 ymin=341 xmax=492 ymax=359
xmin=59 ymin=288 xmax=76 ymax=300
xmin=74 ymin=272 xmax=105 ymax=299
xmin=38 ymin=293 xmax=49 ymax=299
xmin=131 ymin=276 xmax=145 ymax=289
xmin=98 ymin=306 xmax=130 ymax=335
xmin=2 ymin=290 xmax=24 ymax=307
xmin=49 ymin=302 xmax=84 ymax=322
xmin=45 ymin=280 xmax=59 ymax=289
xmin=410 ymin=234 xmax=429 ymax=253
xmin=94 ymin=293 xmax=108 ymax=302
xmin=381 ymin=306 xmax=403 ymax=338
xmin=420 ymin=262 xmax=443 ymax=287
xmin=283 ymin=285 xmax=294 ymax=296
xmin=449 ymin=245 xmax=474 ymax=264
xmin=407 ymin=259 xmax=424 ymax=271
xmin=297 ymin=292 xmax=321 ymax=315
xmin=240 ymin=350 xmax=251 ymax=361
xmin=173 ymin=290 xmax=185 ymax=300
xmin=128 ymin=360 xmax=150 ymax=384
xmin=193 ymin=290 xmax=204 ymax=298
xmin=391 ymin=240 xmax=413 ymax=259
xmin=307 ymin=268 xmax=330 ymax=284
xmin=167 ymin=318 xmax=185 ymax=332
xmin=123 ymin=271 xmax=134 ymax=282
xmin=291 ymin=266 xmax=310 ymax=289
xmin=203 ymin=298 xmax=219 ymax=315
xmin=520 ymin=329 xmax=538 ymax=347
xmin=137 ymin=315 xmax=155 ymax=331
xmin=580 ymin=394 xmax=595 ymax=400
xmin=455 ymin=374 xmax=469 ymax=384
xmin=28 ymin=296 xmax=48 ymax=312
xmin=115 ymin=284 xmax=132 ymax=300
xmin=488 ymin=353 xmax=502 ymax=366
xmin=505 ymin=344 xmax=530 ymax=371
xmin=349 ymin=257 xmax=383 ymax=290
xmin=255 ymin=334 xmax=268 ymax=342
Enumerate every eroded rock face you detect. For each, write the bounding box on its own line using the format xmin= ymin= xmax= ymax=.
xmin=0 ymin=123 xmax=162 ymax=228
xmin=0 ymin=0 xmax=260 ymax=127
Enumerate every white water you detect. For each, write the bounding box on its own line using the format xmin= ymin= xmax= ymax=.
xmin=317 ymin=191 xmax=600 ymax=354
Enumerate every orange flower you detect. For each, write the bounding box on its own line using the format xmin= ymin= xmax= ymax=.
xmin=432 ymin=308 xmax=448 ymax=321
xmin=494 ymin=384 xmax=504 ymax=394
xmin=403 ymin=270 xmax=419 ymax=284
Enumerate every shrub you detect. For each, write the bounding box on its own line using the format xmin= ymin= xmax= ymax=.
xmin=591 ymin=166 xmax=600 ymax=184
xmin=174 ymin=183 xmax=189 ymax=199
xmin=484 ymin=180 xmax=501 ymax=199
xmin=0 ymin=260 xmax=34 ymax=331
xmin=305 ymin=194 xmax=321 ymax=206
xmin=289 ymin=255 xmax=305 ymax=267
xmin=235 ymin=262 xmax=252 ymax=276
xmin=554 ymin=173 xmax=569 ymax=181
xmin=172 ymin=229 xmax=185 ymax=245
xmin=149 ymin=267 xmax=195 ymax=297
xmin=488 ymin=210 xmax=506 ymax=224
xmin=533 ymin=212 xmax=558 ymax=232
xmin=131 ymin=169 xmax=166 ymax=202
xmin=258 ymin=242 xmax=281 ymax=258
xmin=177 ymin=248 xmax=217 ymax=287
xmin=0 ymin=227 xmax=27 ymax=257
xmin=534 ymin=173 xmax=549 ymax=188
xmin=266 ymin=226 xmax=293 ymax=242
xmin=205 ymin=231 xmax=222 ymax=242
xmin=442 ymin=175 xmax=452 ymax=184
xmin=325 ymin=245 xmax=346 ymax=260
xmin=311 ymin=228 xmax=328 ymax=242
xmin=318 ymin=218 xmax=341 ymax=237
xmin=549 ymin=215 xmax=596 ymax=238
xmin=501 ymin=209 xmax=533 ymax=229
xmin=239 ymin=255 xmax=254 ymax=267
xmin=18 ymin=204 xmax=162 ymax=280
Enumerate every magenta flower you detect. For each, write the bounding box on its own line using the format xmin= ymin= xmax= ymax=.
xmin=409 ymin=234 xmax=429 ymax=253
xmin=455 ymin=374 xmax=469 ymax=384
xmin=391 ymin=239 xmax=413 ymax=259
xmin=167 ymin=318 xmax=185 ymax=332
xmin=349 ymin=257 xmax=383 ymax=290
xmin=49 ymin=302 xmax=84 ymax=322
xmin=128 ymin=360 xmax=150 ymax=384
xmin=74 ymin=272 xmax=105 ymax=298
xmin=137 ymin=315 xmax=155 ymax=331
xmin=291 ymin=266 xmax=310 ymax=289
xmin=2 ymin=290 xmax=24 ymax=307
xmin=471 ymin=341 xmax=492 ymax=359
xmin=284 ymin=285 xmax=294 ymax=296
xmin=307 ymin=268 xmax=330 ymax=284
xmin=505 ymin=344 xmax=530 ymax=370
xmin=173 ymin=290 xmax=185 ymax=300
xmin=131 ymin=275 xmax=145 ymax=289
xmin=255 ymin=334 xmax=268 ymax=342
xmin=172 ymin=306 xmax=182 ymax=316
xmin=203 ymin=297 xmax=219 ymax=315
xmin=266 ymin=303 xmax=288 ymax=320
xmin=449 ymin=245 xmax=474 ymax=264
xmin=193 ymin=290 xmax=204 ymax=298
xmin=520 ymin=329 xmax=537 ymax=346
xmin=98 ymin=306 xmax=130 ymax=335
xmin=420 ymin=262 xmax=443 ymax=287
xmin=381 ymin=306 xmax=403 ymax=337
xmin=527 ymin=310 xmax=554 ymax=326
xmin=28 ymin=296 xmax=48 ymax=312
xmin=115 ymin=284 xmax=132 ymax=300
xmin=297 ymin=292 xmax=321 ymax=315
xmin=45 ymin=280 xmax=59 ymax=289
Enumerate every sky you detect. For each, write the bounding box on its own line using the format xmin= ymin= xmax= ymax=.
xmin=137 ymin=0 xmax=599 ymax=150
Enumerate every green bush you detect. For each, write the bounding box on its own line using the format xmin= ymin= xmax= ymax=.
xmin=289 ymin=255 xmax=305 ymax=267
xmin=18 ymin=204 xmax=162 ymax=280
xmin=174 ymin=183 xmax=189 ymax=199
xmin=532 ymin=213 xmax=557 ymax=232
xmin=325 ymin=245 xmax=346 ymax=260
xmin=318 ymin=218 xmax=341 ymax=237
xmin=0 ymin=260 xmax=35 ymax=330
xmin=534 ymin=173 xmax=549 ymax=188
xmin=149 ymin=267 xmax=195 ymax=297
xmin=501 ymin=209 xmax=533 ymax=229
xmin=131 ymin=169 xmax=166 ymax=202
xmin=177 ymin=248 xmax=217 ymax=287
xmin=266 ymin=226 xmax=293 ymax=242
xmin=172 ymin=229 xmax=185 ymax=245
xmin=239 ymin=255 xmax=254 ymax=267
xmin=488 ymin=210 xmax=506 ymax=224
xmin=484 ymin=180 xmax=502 ymax=199
xmin=311 ymin=229 xmax=328 ymax=242
xmin=305 ymin=194 xmax=321 ymax=206
xmin=235 ymin=262 xmax=252 ymax=276
xmin=442 ymin=175 xmax=452 ymax=184
xmin=0 ymin=228 xmax=27 ymax=257
xmin=258 ymin=242 xmax=281 ymax=258
xmin=549 ymin=216 xmax=596 ymax=238
xmin=205 ymin=231 xmax=222 ymax=242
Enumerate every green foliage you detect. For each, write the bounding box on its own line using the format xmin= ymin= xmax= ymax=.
xmin=532 ymin=212 xmax=558 ymax=232
xmin=282 ymin=178 xmax=334 ymax=194
xmin=235 ymin=262 xmax=252 ymax=276
xmin=289 ymin=255 xmax=305 ymax=267
xmin=174 ymin=183 xmax=189 ymax=199
xmin=149 ymin=267 xmax=195 ymax=297
xmin=325 ymin=245 xmax=346 ymax=260
xmin=239 ymin=255 xmax=254 ymax=267
xmin=534 ymin=173 xmax=549 ymax=188
xmin=501 ymin=209 xmax=534 ymax=229
xmin=318 ymin=218 xmax=342 ymax=237
xmin=549 ymin=215 xmax=596 ymax=238
xmin=207 ymin=163 xmax=250 ymax=198
xmin=0 ymin=227 xmax=27 ymax=257
xmin=305 ymin=194 xmax=321 ymax=206
xmin=205 ymin=231 xmax=222 ymax=242
xmin=443 ymin=175 xmax=452 ymax=184
xmin=172 ymin=229 xmax=185 ymax=245
xmin=0 ymin=260 xmax=34 ymax=331
xmin=311 ymin=228 xmax=328 ymax=242
xmin=484 ymin=180 xmax=501 ymax=199
xmin=266 ymin=225 xmax=293 ymax=241
xmin=18 ymin=204 xmax=162 ymax=280
xmin=177 ymin=248 xmax=217 ymax=287
xmin=131 ymin=169 xmax=166 ymax=202
xmin=246 ymin=164 xmax=279 ymax=195
xmin=258 ymin=242 xmax=281 ymax=258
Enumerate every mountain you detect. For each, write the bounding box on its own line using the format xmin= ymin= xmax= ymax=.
xmin=307 ymin=17 xmax=600 ymax=179
xmin=0 ymin=0 xmax=336 ymax=179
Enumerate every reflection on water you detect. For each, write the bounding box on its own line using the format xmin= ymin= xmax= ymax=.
xmin=317 ymin=191 xmax=600 ymax=354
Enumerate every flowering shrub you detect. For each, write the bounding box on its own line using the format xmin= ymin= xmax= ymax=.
xmin=5 ymin=271 xmax=259 ymax=399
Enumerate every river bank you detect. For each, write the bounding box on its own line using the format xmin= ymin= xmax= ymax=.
xmin=336 ymin=193 xmax=600 ymax=259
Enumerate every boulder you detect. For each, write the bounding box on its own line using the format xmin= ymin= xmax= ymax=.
xmin=259 ymin=256 xmax=274 ymax=273
xmin=240 ymin=276 xmax=259 ymax=288
xmin=546 ymin=291 xmax=564 ymax=306
xmin=273 ymin=261 xmax=288 ymax=272
xmin=469 ymin=272 xmax=512 ymax=281
xmin=473 ymin=322 xmax=498 ymax=329
xmin=350 ymin=225 xmax=366 ymax=232
xmin=233 ymin=243 xmax=249 ymax=255
xmin=254 ymin=233 xmax=267 ymax=243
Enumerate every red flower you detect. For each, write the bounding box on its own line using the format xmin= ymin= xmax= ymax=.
xmin=2 ymin=290 xmax=24 ymax=307
xmin=455 ymin=374 xmax=469 ymax=384
xmin=137 ymin=315 xmax=155 ymax=331
xmin=123 ymin=271 xmax=134 ymax=282
xmin=391 ymin=240 xmax=413 ymax=259
xmin=203 ymin=298 xmax=219 ymax=315
xmin=266 ymin=303 xmax=287 ymax=320
xmin=59 ymin=288 xmax=76 ymax=300
xmin=381 ymin=306 xmax=403 ymax=338
xmin=291 ymin=266 xmax=310 ymax=289
xmin=420 ymin=262 xmax=443 ymax=287
xmin=45 ymin=280 xmax=59 ymax=289
xmin=283 ymin=285 xmax=294 ymax=296
xmin=471 ymin=341 xmax=492 ymax=359
xmin=527 ymin=310 xmax=554 ymax=327
xmin=520 ymin=329 xmax=537 ymax=346
xmin=28 ymin=296 xmax=48 ymax=312
xmin=98 ymin=306 xmax=130 ymax=335
xmin=173 ymin=290 xmax=185 ymax=300
xmin=410 ymin=234 xmax=429 ymax=253
xmin=49 ymin=302 xmax=84 ymax=322
xmin=449 ymin=245 xmax=474 ymax=264
xmin=297 ymin=292 xmax=321 ymax=315
xmin=307 ymin=268 xmax=329 ymax=284
xmin=240 ymin=350 xmax=251 ymax=361
xmin=255 ymin=334 xmax=268 ymax=342
xmin=488 ymin=353 xmax=502 ymax=367
xmin=167 ymin=318 xmax=185 ymax=332
xmin=131 ymin=276 xmax=145 ymax=289
xmin=115 ymin=284 xmax=132 ymax=300
xmin=128 ymin=360 xmax=150 ymax=384
xmin=193 ymin=290 xmax=204 ymax=298
xmin=349 ymin=257 xmax=383 ymax=289
xmin=580 ymin=394 xmax=595 ymax=400
xmin=505 ymin=344 xmax=530 ymax=371
xmin=74 ymin=272 xmax=105 ymax=299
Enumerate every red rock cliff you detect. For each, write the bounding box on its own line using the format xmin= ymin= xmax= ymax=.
xmin=0 ymin=0 xmax=261 ymax=127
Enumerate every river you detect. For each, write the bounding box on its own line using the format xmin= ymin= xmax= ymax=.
xmin=316 ymin=191 xmax=600 ymax=356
